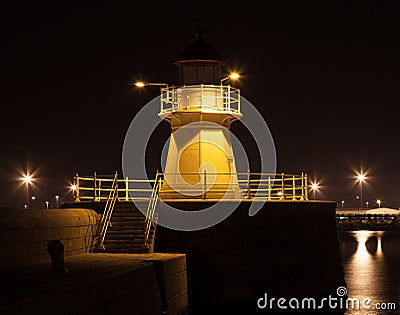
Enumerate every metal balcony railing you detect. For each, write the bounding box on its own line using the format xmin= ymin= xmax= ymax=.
xmin=159 ymin=84 xmax=241 ymax=118
xmin=72 ymin=171 xmax=309 ymax=202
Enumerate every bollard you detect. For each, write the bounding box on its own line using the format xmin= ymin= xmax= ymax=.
xmin=47 ymin=240 xmax=66 ymax=272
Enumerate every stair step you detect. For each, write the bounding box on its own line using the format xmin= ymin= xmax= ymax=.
xmin=113 ymin=214 xmax=146 ymax=218
xmin=103 ymin=242 xmax=148 ymax=248
xmin=111 ymin=214 xmax=146 ymax=222
xmin=107 ymin=229 xmax=145 ymax=235
xmin=105 ymin=235 xmax=146 ymax=240
xmin=109 ymin=222 xmax=145 ymax=227
xmin=108 ymin=227 xmax=145 ymax=232
xmin=104 ymin=240 xmax=146 ymax=245
xmin=104 ymin=248 xmax=149 ymax=254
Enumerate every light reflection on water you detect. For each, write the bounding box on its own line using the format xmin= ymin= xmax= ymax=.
xmin=339 ymin=230 xmax=400 ymax=315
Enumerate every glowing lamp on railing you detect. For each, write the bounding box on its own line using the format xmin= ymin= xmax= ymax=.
xmin=134 ymin=81 xmax=169 ymax=88
xmin=220 ymin=72 xmax=240 ymax=84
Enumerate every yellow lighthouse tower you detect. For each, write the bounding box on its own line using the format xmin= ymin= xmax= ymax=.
xmin=159 ymin=31 xmax=242 ymax=200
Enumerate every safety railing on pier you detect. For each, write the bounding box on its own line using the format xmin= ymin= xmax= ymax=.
xmin=72 ymin=172 xmax=309 ymax=202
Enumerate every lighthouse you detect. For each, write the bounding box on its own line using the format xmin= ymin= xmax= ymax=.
xmin=158 ymin=31 xmax=242 ymax=200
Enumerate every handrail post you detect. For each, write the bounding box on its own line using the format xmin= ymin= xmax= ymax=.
xmin=93 ymin=171 xmax=97 ymax=201
xmin=125 ymin=177 xmax=129 ymax=201
xmin=228 ymin=85 xmax=231 ymax=111
xmin=246 ymin=170 xmax=251 ymax=199
xmin=237 ymin=89 xmax=240 ymax=113
xmin=98 ymin=179 xmax=101 ymax=201
xmin=268 ymin=176 xmax=271 ymax=201
xmin=304 ymin=173 xmax=309 ymax=200
xmin=75 ymin=172 xmax=80 ymax=202
xmin=292 ymin=176 xmax=296 ymax=200
xmin=299 ymin=172 xmax=305 ymax=200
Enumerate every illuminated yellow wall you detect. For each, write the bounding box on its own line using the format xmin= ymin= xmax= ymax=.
xmin=161 ymin=121 xmax=240 ymax=199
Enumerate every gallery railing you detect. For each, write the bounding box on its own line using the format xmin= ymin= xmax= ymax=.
xmin=72 ymin=171 xmax=309 ymax=202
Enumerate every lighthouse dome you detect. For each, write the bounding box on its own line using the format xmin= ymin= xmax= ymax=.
xmin=178 ymin=29 xmax=223 ymax=63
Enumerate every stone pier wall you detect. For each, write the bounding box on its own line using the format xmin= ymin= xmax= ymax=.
xmin=0 ymin=208 xmax=98 ymax=269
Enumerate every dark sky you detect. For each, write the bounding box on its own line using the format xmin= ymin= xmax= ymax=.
xmin=0 ymin=1 xmax=399 ymax=209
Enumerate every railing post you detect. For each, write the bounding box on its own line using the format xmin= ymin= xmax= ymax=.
xmin=228 ymin=85 xmax=231 ymax=111
xmin=160 ymin=88 xmax=163 ymax=113
xmin=237 ymin=90 xmax=241 ymax=113
xmin=268 ymin=176 xmax=272 ymax=201
xmin=158 ymin=175 xmax=163 ymax=197
xmin=246 ymin=170 xmax=251 ymax=199
xmin=75 ymin=172 xmax=80 ymax=202
xmin=93 ymin=171 xmax=97 ymax=201
xmin=125 ymin=177 xmax=129 ymax=201
xmin=98 ymin=179 xmax=101 ymax=201
xmin=304 ymin=173 xmax=309 ymax=200
xmin=281 ymin=173 xmax=285 ymax=200
xmin=292 ymin=176 xmax=296 ymax=200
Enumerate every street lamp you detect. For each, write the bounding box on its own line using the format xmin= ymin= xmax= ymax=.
xmin=341 ymin=200 xmax=344 ymax=208
xmin=71 ymin=184 xmax=77 ymax=201
xmin=377 ymin=199 xmax=381 ymax=208
xmin=311 ymin=182 xmax=319 ymax=199
xmin=366 ymin=201 xmax=369 ymax=209
xmin=134 ymin=82 xmax=169 ymax=88
xmin=55 ymin=195 xmax=59 ymax=208
xmin=356 ymin=173 xmax=366 ymax=209
xmin=220 ymin=72 xmax=240 ymax=85
xmin=21 ymin=174 xmax=33 ymax=207
xmin=45 ymin=201 xmax=49 ymax=209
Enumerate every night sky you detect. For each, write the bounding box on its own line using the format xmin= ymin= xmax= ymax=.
xmin=0 ymin=1 xmax=399 ymax=209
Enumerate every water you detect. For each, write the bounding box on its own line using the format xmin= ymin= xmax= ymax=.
xmin=339 ymin=230 xmax=400 ymax=314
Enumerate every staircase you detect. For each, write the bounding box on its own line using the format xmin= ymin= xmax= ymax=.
xmin=102 ymin=202 xmax=156 ymax=253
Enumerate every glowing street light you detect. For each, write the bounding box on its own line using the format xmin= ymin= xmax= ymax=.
xmin=134 ymin=81 xmax=169 ymax=88
xmin=341 ymin=200 xmax=344 ymax=208
xmin=311 ymin=182 xmax=319 ymax=199
xmin=55 ymin=195 xmax=59 ymax=208
xmin=71 ymin=184 xmax=77 ymax=201
xmin=45 ymin=201 xmax=49 ymax=209
xmin=377 ymin=199 xmax=381 ymax=208
xmin=356 ymin=172 xmax=366 ymax=209
xmin=220 ymin=72 xmax=240 ymax=85
xmin=21 ymin=174 xmax=33 ymax=207
xmin=366 ymin=201 xmax=369 ymax=209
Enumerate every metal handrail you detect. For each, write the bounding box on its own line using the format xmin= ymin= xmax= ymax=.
xmin=73 ymin=171 xmax=309 ymax=202
xmin=96 ymin=171 xmax=119 ymax=250
xmin=144 ymin=172 xmax=163 ymax=249
xmin=159 ymin=84 xmax=241 ymax=118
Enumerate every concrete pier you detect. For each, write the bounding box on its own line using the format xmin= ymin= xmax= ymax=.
xmin=155 ymin=200 xmax=346 ymax=314
xmin=0 ymin=253 xmax=187 ymax=315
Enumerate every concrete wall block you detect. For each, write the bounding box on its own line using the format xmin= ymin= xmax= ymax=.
xmin=166 ymin=289 xmax=188 ymax=315
xmin=144 ymin=254 xmax=186 ymax=278
xmin=56 ymin=226 xmax=82 ymax=239
xmin=63 ymin=237 xmax=85 ymax=251
xmin=101 ymin=263 xmax=157 ymax=303
xmin=107 ymin=283 xmax=162 ymax=315
xmin=0 ymin=228 xmax=32 ymax=242
xmin=164 ymin=271 xmax=187 ymax=300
